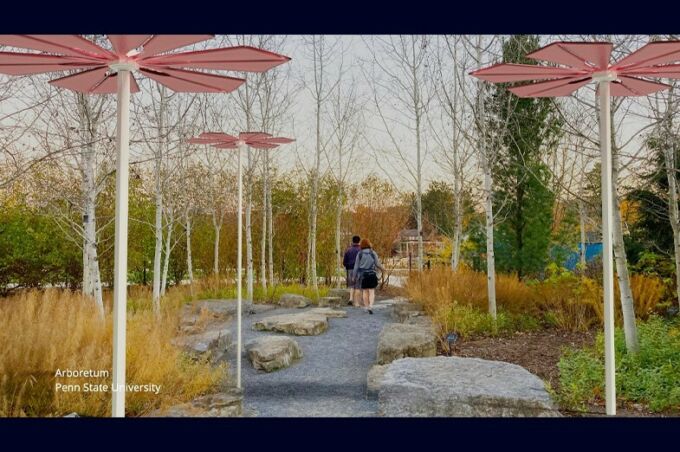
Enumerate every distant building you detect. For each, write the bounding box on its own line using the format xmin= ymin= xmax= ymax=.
xmin=393 ymin=228 xmax=445 ymax=260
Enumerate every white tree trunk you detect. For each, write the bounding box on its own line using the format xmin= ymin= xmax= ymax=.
xmin=579 ymin=199 xmax=587 ymax=269
xmin=308 ymin=91 xmax=321 ymax=294
xmin=474 ymin=41 xmax=496 ymax=319
xmin=185 ymin=212 xmax=194 ymax=285
xmin=246 ymin=147 xmax=254 ymax=302
xmin=335 ymin=189 xmax=343 ymax=288
xmin=260 ymin=156 xmax=268 ymax=291
xmin=160 ymin=207 xmax=174 ymax=296
xmin=415 ymin=77 xmax=424 ymax=272
xmin=78 ymin=96 xmax=104 ymax=317
xmin=664 ymin=144 xmax=680 ymax=309
xmin=309 ymin=171 xmax=319 ymax=292
xmin=452 ymin=201 xmax=462 ymax=271
xmin=484 ymin=165 xmax=497 ymax=319
xmin=611 ymin=146 xmax=639 ymax=353
xmin=151 ymin=93 xmax=166 ymax=315
xmin=212 ymin=213 xmax=221 ymax=276
xmin=451 ymin=150 xmax=463 ymax=271
xmin=267 ymin=154 xmax=275 ymax=286
xmin=152 ymin=172 xmax=163 ymax=314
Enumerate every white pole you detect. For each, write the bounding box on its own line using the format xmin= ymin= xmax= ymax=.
xmin=112 ymin=68 xmax=130 ymax=418
xmin=236 ymin=143 xmax=243 ymax=389
xmin=598 ymin=80 xmax=616 ymax=416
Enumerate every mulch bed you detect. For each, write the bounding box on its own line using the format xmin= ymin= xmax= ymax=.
xmin=449 ymin=329 xmax=596 ymax=390
xmin=447 ymin=329 xmax=674 ymax=417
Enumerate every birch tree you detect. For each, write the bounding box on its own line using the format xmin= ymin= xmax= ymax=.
xmin=301 ymin=35 xmax=339 ymax=294
xmin=24 ymin=81 xmax=115 ymax=317
xmin=363 ymin=35 xmax=434 ymax=272
xmin=329 ymin=73 xmax=362 ymax=287
xmin=432 ymin=35 xmax=477 ymax=271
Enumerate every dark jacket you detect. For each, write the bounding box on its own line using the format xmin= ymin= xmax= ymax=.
xmin=343 ymin=244 xmax=361 ymax=270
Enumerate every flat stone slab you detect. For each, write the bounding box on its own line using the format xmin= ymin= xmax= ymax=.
xmin=367 ymin=364 xmax=389 ymax=398
xmin=404 ymin=315 xmax=435 ymax=330
xmin=172 ymin=327 xmax=232 ymax=362
xmin=246 ymin=336 xmax=303 ymax=372
xmin=318 ymin=296 xmax=344 ymax=308
xmin=328 ymin=288 xmax=351 ymax=302
xmin=379 ymin=357 xmax=560 ymax=417
xmin=376 ymin=323 xmax=437 ymax=365
xmin=147 ymin=389 xmax=243 ymax=417
xmin=245 ymin=304 xmax=278 ymax=315
xmin=253 ymin=313 xmax=328 ymax=336
xmin=392 ymin=302 xmax=425 ymax=323
xmin=308 ymin=307 xmax=347 ymax=318
xmin=192 ymin=299 xmax=237 ymax=318
xmin=278 ymin=293 xmax=312 ymax=308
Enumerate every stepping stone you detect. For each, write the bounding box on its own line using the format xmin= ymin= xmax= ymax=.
xmin=308 ymin=307 xmax=347 ymax=318
xmin=367 ymin=364 xmax=389 ymax=398
xmin=172 ymin=327 xmax=232 ymax=363
xmin=278 ymin=293 xmax=312 ymax=308
xmin=253 ymin=313 xmax=328 ymax=336
xmin=318 ymin=296 xmax=343 ymax=307
xmin=392 ymin=302 xmax=425 ymax=323
xmin=147 ymin=388 xmax=243 ymax=417
xmin=328 ymin=288 xmax=351 ymax=303
xmin=378 ymin=357 xmax=560 ymax=417
xmin=376 ymin=323 xmax=437 ymax=365
xmin=404 ymin=315 xmax=435 ymax=330
xmin=192 ymin=299 xmax=237 ymax=319
xmin=246 ymin=336 xmax=303 ymax=372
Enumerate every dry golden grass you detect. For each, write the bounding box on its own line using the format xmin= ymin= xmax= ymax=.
xmin=0 ymin=289 xmax=225 ymax=417
xmin=406 ymin=268 xmax=538 ymax=315
xmin=406 ymin=267 xmax=668 ymax=339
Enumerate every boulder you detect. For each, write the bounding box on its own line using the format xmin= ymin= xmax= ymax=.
xmin=278 ymin=293 xmax=312 ymax=308
xmin=308 ymin=307 xmax=348 ymax=318
xmin=318 ymin=296 xmax=344 ymax=308
xmin=253 ymin=313 xmax=328 ymax=336
xmin=378 ymin=357 xmax=561 ymax=417
xmin=328 ymin=288 xmax=351 ymax=303
xmin=192 ymin=299 xmax=237 ymax=319
xmin=245 ymin=304 xmax=278 ymax=315
xmin=376 ymin=323 xmax=436 ymax=365
xmin=366 ymin=364 xmax=389 ymax=398
xmin=404 ymin=315 xmax=435 ymax=331
xmin=392 ymin=302 xmax=425 ymax=323
xmin=246 ymin=336 xmax=303 ymax=372
xmin=172 ymin=328 xmax=232 ymax=362
xmin=147 ymin=389 xmax=243 ymax=417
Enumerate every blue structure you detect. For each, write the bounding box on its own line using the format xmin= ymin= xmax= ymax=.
xmin=563 ymin=242 xmax=603 ymax=270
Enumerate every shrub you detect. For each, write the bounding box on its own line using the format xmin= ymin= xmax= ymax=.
xmin=557 ymin=316 xmax=680 ymax=412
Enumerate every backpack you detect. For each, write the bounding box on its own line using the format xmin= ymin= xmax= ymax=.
xmin=359 ymin=250 xmax=379 ymax=289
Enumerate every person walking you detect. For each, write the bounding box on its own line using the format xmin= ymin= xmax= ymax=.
xmin=343 ymin=235 xmax=362 ymax=306
xmin=352 ymin=238 xmax=385 ymax=314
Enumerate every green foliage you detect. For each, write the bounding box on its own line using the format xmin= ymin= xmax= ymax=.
xmin=421 ymin=180 xmax=475 ymax=239
xmin=0 ymin=202 xmax=81 ymax=293
xmin=626 ymin=127 xmax=678 ymax=276
xmin=558 ymin=316 xmax=680 ymax=412
xmin=486 ymin=35 xmax=560 ymax=279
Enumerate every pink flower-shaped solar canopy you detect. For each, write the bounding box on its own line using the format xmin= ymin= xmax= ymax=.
xmin=470 ymin=41 xmax=680 ymax=97
xmin=0 ymin=35 xmax=292 ymax=418
xmin=189 ymin=130 xmax=294 ymax=395
xmin=189 ymin=131 xmax=295 ymax=149
xmin=469 ymin=39 xmax=680 ymax=418
xmin=0 ymin=35 xmax=291 ymax=93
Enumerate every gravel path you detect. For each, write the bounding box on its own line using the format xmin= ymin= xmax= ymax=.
xmin=227 ymin=299 xmax=394 ymax=417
